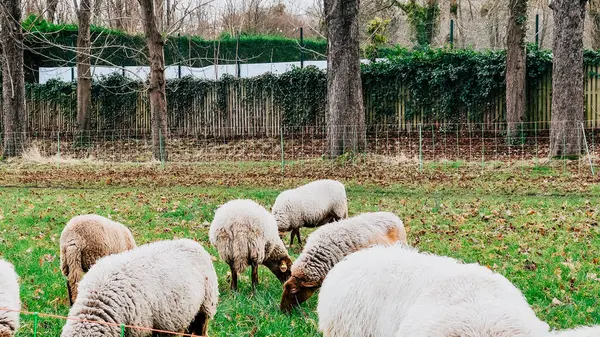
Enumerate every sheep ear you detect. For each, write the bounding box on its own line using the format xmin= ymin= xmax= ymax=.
xmin=280 ymin=261 xmax=288 ymax=272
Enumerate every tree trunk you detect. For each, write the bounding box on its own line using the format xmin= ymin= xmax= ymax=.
xmin=324 ymin=0 xmax=365 ymax=157
xmin=76 ymin=0 xmax=93 ymax=144
xmin=505 ymin=0 xmax=527 ymax=140
xmin=590 ymin=0 xmax=600 ymax=50
xmin=47 ymin=0 xmax=59 ymax=22
xmin=1 ymin=0 xmax=26 ymax=158
xmin=549 ymin=0 xmax=587 ymax=158
xmin=139 ymin=0 xmax=168 ymax=161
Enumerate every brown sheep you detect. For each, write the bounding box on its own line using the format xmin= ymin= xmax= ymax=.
xmin=60 ymin=214 xmax=136 ymax=305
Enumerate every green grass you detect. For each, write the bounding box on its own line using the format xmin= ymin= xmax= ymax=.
xmin=0 ymin=162 xmax=599 ymax=336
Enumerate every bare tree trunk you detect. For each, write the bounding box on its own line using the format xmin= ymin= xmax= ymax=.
xmin=1 ymin=0 xmax=26 ymax=158
xmin=590 ymin=0 xmax=600 ymax=49
xmin=505 ymin=0 xmax=527 ymax=140
xmin=324 ymin=0 xmax=365 ymax=157
xmin=47 ymin=0 xmax=59 ymax=22
xmin=113 ymin=0 xmax=125 ymax=30
xmin=549 ymin=0 xmax=587 ymax=158
xmin=76 ymin=0 xmax=93 ymax=144
xmin=139 ymin=0 xmax=168 ymax=161
xmin=93 ymin=0 xmax=103 ymax=25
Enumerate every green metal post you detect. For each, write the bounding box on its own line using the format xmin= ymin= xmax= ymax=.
xmin=33 ymin=312 xmax=38 ymax=337
xmin=450 ymin=20 xmax=454 ymax=48
xmin=178 ymin=33 xmax=182 ymax=79
xmin=120 ymin=324 xmax=125 ymax=337
xmin=280 ymin=127 xmax=285 ymax=175
xmin=419 ymin=124 xmax=423 ymax=172
xmin=300 ymin=27 xmax=304 ymax=68
xmin=535 ymin=14 xmax=539 ymax=49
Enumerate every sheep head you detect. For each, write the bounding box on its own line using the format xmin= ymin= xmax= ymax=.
xmin=264 ymin=256 xmax=292 ymax=283
xmin=280 ymin=275 xmax=319 ymax=313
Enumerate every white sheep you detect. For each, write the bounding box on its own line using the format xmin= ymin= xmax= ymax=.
xmin=60 ymin=214 xmax=137 ymax=305
xmin=209 ymin=199 xmax=292 ymax=291
xmin=60 ymin=239 xmax=218 ymax=337
xmin=317 ymin=244 xmax=550 ymax=337
xmin=549 ymin=326 xmax=600 ymax=337
xmin=280 ymin=212 xmax=405 ymax=312
xmin=272 ymin=179 xmax=348 ymax=245
xmin=0 ymin=259 xmax=20 ymax=337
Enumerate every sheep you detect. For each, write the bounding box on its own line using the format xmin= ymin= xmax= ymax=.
xmin=60 ymin=239 xmax=218 ymax=337
xmin=317 ymin=244 xmax=550 ymax=337
xmin=280 ymin=212 xmax=405 ymax=312
xmin=549 ymin=326 xmax=600 ymax=337
xmin=272 ymin=179 xmax=348 ymax=245
xmin=0 ymin=259 xmax=20 ymax=337
xmin=209 ymin=199 xmax=293 ymax=291
xmin=60 ymin=214 xmax=137 ymax=305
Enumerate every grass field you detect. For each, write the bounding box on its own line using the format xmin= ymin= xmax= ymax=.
xmin=1 ymin=159 xmax=599 ymax=336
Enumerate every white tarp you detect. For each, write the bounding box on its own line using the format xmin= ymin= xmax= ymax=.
xmin=38 ymin=59 xmax=386 ymax=84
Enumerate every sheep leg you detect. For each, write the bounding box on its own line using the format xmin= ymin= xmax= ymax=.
xmin=294 ymin=228 xmax=302 ymax=245
xmin=289 ymin=230 xmax=295 ymax=245
xmin=187 ymin=311 xmax=209 ymax=337
xmin=228 ymin=263 xmax=238 ymax=291
xmin=66 ymin=280 xmax=74 ymax=306
xmin=251 ymin=261 xmax=259 ymax=291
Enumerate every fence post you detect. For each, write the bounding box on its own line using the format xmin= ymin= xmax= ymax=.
xmin=280 ymin=126 xmax=285 ymax=175
xmin=581 ymin=123 xmax=595 ymax=177
xmin=419 ymin=124 xmax=423 ymax=172
xmin=120 ymin=324 xmax=125 ymax=337
xmin=449 ymin=20 xmax=454 ymax=48
xmin=535 ymin=14 xmax=539 ymax=49
xmin=178 ymin=33 xmax=182 ymax=79
xmin=57 ymin=131 xmax=61 ymax=167
xmin=33 ymin=312 xmax=38 ymax=337
xmin=481 ymin=124 xmax=485 ymax=170
xmin=300 ymin=27 xmax=304 ymax=68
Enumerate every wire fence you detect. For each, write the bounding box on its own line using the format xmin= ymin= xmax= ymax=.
xmin=0 ymin=307 xmax=205 ymax=337
xmin=1 ymin=122 xmax=598 ymax=174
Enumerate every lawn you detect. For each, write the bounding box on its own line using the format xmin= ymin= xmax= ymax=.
xmin=0 ymin=160 xmax=599 ymax=336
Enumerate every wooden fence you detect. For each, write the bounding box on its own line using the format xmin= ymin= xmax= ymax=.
xmin=21 ymin=66 xmax=600 ymax=136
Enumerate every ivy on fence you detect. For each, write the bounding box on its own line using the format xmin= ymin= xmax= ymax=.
xmin=12 ymin=46 xmax=600 ymax=133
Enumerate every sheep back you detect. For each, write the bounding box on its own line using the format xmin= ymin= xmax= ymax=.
xmin=272 ymin=179 xmax=348 ymax=232
xmin=209 ymin=199 xmax=287 ymax=274
xmin=0 ymin=259 xmax=19 ymax=337
xmin=60 ymin=214 xmax=136 ymax=304
xmin=60 ymin=239 xmax=218 ymax=337
xmin=317 ymin=244 xmax=549 ymax=337
xmin=280 ymin=212 xmax=405 ymax=312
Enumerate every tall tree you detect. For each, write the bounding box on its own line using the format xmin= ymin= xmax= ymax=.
xmin=75 ymin=0 xmax=93 ymax=143
xmin=1 ymin=0 xmax=27 ymax=158
xmin=324 ymin=0 xmax=366 ymax=157
xmin=549 ymin=0 xmax=587 ymax=157
xmin=47 ymin=0 xmax=59 ymax=22
xmin=505 ymin=0 xmax=527 ymax=140
xmin=139 ymin=0 xmax=169 ymax=161
xmin=590 ymin=0 xmax=600 ymax=50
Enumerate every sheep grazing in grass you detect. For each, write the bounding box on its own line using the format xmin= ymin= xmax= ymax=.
xmin=549 ymin=326 xmax=600 ymax=337
xmin=0 ymin=259 xmax=20 ymax=337
xmin=210 ymin=199 xmax=293 ymax=291
xmin=60 ymin=239 xmax=218 ymax=337
xmin=60 ymin=214 xmax=136 ymax=305
xmin=280 ymin=212 xmax=405 ymax=312
xmin=317 ymin=244 xmax=550 ymax=337
xmin=272 ymin=179 xmax=348 ymax=245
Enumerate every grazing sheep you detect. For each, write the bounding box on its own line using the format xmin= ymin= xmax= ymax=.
xmin=209 ymin=199 xmax=292 ymax=291
xmin=272 ymin=179 xmax=348 ymax=245
xmin=317 ymin=244 xmax=550 ymax=337
xmin=0 ymin=259 xmax=20 ymax=337
xmin=280 ymin=212 xmax=405 ymax=312
xmin=60 ymin=214 xmax=137 ymax=305
xmin=549 ymin=326 xmax=600 ymax=337
xmin=60 ymin=239 xmax=218 ymax=337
